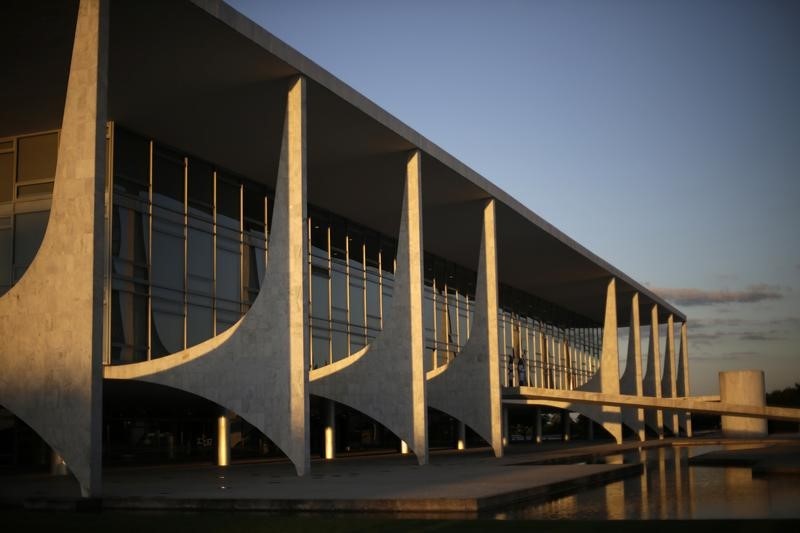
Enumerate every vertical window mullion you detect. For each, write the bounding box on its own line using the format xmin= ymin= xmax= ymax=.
xmin=182 ymin=156 xmax=188 ymax=351
xmin=146 ymin=140 xmax=153 ymax=361
xmin=212 ymin=170 xmax=217 ymax=335
xmin=326 ymin=223 xmax=332 ymax=365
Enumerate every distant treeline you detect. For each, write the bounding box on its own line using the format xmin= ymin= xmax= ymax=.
xmin=766 ymin=383 xmax=800 ymax=407
xmin=766 ymin=383 xmax=800 ymax=433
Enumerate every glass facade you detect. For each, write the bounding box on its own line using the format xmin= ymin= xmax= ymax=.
xmin=307 ymin=208 xmax=396 ymax=367
xmin=0 ymin=131 xmax=58 ymax=297
xmin=423 ymin=255 xmax=476 ymax=370
xmin=498 ymin=285 xmax=601 ymax=389
xmin=1 ymin=124 xmax=604 ymax=393
xmin=109 ymin=126 xmax=270 ymax=363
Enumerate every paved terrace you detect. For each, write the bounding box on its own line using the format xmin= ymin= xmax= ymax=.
xmin=3 ymin=437 xmax=796 ymax=516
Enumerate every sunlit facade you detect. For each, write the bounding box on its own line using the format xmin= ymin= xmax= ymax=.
xmin=1 ymin=0 xmax=697 ymax=497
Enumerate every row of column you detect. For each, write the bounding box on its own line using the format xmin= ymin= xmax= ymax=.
xmin=10 ymin=0 xmax=692 ymax=498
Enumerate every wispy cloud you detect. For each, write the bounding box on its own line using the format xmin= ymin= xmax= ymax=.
xmin=652 ymin=284 xmax=784 ymax=306
xmin=692 ymin=317 xmax=800 ymax=329
xmin=687 ymin=328 xmax=788 ymax=345
xmin=692 ymin=351 xmax=759 ymax=362
xmin=739 ymin=332 xmax=785 ymax=342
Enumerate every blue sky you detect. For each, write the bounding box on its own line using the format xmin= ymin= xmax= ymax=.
xmin=228 ymin=0 xmax=800 ymax=395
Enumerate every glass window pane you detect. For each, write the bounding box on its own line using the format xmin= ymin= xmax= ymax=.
xmin=0 ymin=152 xmax=13 ymax=203
xmin=16 ymin=182 xmax=54 ymax=198
xmin=114 ymin=128 xmax=149 ymax=194
xmin=13 ymin=210 xmax=49 ymax=280
xmin=217 ymin=177 xmax=239 ymax=225
xmin=0 ymin=227 xmax=11 ymax=295
xmin=188 ymin=159 xmax=213 ymax=210
xmin=153 ymin=146 xmax=184 ymax=203
xmin=111 ymin=284 xmax=148 ymax=364
xmin=309 ymin=212 xmax=328 ymax=268
xmin=151 ymin=145 xmax=185 ymax=357
xmin=216 ymin=176 xmax=240 ymax=333
xmin=17 ymin=132 xmax=58 ymax=182
xmin=188 ymin=216 xmax=213 ymax=347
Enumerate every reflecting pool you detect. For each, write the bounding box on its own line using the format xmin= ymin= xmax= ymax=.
xmin=497 ymin=445 xmax=800 ymax=519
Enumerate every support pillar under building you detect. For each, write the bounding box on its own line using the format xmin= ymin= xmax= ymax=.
xmin=534 ymin=407 xmax=542 ymax=444
xmin=619 ymin=292 xmax=646 ymax=441
xmin=676 ymin=322 xmax=693 ymax=437
xmin=324 ymin=399 xmax=335 ymax=460
xmin=561 ymin=409 xmax=571 ymax=442
xmin=0 ymin=0 xmax=108 ymax=497
xmin=661 ymin=314 xmax=679 ymax=435
xmin=643 ymin=305 xmax=664 ymax=439
xmin=456 ymin=421 xmax=466 ymax=450
xmin=217 ymin=414 xmax=230 ymax=467
xmin=502 ymin=406 xmax=509 ymax=447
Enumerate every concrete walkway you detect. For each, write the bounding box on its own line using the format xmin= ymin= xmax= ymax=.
xmin=4 ymin=437 xmax=795 ymax=514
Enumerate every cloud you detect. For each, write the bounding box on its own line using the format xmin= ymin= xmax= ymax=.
xmin=652 ymin=284 xmax=784 ymax=306
xmin=692 ymin=351 xmax=759 ymax=362
xmin=692 ymin=317 xmax=800 ymax=330
xmin=683 ymin=327 xmax=789 ymax=345
xmin=739 ymin=332 xmax=783 ymax=342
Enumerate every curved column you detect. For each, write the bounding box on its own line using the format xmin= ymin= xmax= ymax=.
xmin=642 ymin=305 xmax=664 ymax=438
xmin=619 ymin=292 xmax=645 ymax=441
xmin=309 ymin=150 xmax=428 ymax=465
xmin=426 ymin=198 xmax=503 ymax=457
xmin=676 ymin=321 xmax=692 ymax=436
xmin=661 ymin=314 xmax=679 ymax=435
xmin=0 ymin=0 xmax=107 ymax=497
xmin=105 ymin=76 xmax=310 ymax=475
xmin=575 ymin=278 xmax=622 ymax=444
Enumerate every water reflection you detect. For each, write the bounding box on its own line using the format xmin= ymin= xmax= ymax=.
xmin=500 ymin=445 xmax=800 ymax=519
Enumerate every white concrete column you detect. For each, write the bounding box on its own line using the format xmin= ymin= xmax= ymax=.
xmin=643 ymin=305 xmax=664 ymax=438
xmin=105 ymin=74 xmax=311 ymax=477
xmin=425 ymin=198 xmax=502 ymax=457
xmin=676 ymin=322 xmax=692 ymax=437
xmin=573 ymin=278 xmax=622 ymax=443
xmin=307 ymin=149 xmax=427 ymax=466
xmin=404 ymin=150 xmax=428 ymax=464
xmin=456 ymin=421 xmax=466 ymax=450
xmin=0 ymin=0 xmax=108 ymax=498
xmin=217 ymin=415 xmax=230 ymax=467
xmin=620 ymin=292 xmax=646 ymax=441
xmin=661 ymin=314 xmax=679 ymax=435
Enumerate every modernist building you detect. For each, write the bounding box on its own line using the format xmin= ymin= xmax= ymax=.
xmin=1 ymin=0 xmax=697 ymax=497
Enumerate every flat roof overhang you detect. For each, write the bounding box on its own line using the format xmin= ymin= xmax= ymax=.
xmin=2 ymin=0 xmax=685 ymax=327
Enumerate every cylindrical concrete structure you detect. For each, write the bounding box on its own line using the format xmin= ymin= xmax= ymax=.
xmin=719 ymin=370 xmax=767 ymax=438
